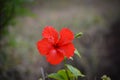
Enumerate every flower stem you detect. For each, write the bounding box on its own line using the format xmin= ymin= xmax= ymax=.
xmin=64 ymin=58 xmax=70 ymax=80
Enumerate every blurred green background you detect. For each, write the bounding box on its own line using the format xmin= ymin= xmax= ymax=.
xmin=0 ymin=0 xmax=120 ymax=80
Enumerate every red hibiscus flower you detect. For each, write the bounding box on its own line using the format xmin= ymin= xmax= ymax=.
xmin=37 ymin=26 xmax=75 ymax=65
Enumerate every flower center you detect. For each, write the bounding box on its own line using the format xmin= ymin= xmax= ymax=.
xmin=53 ymin=44 xmax=59 ymax=49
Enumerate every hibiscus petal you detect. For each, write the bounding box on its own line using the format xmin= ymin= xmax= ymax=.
xmin=42 ymin=26 xmax=58 ymax=43
xmin=46 ymin=49 xmax=64 ymax=65
xmin=59 ymin=28 xmax=74 ymax=45
xmin=37 ymin=38 xmax=53 ymax=55
xmin=60 ymin=43 xmax=75 ymax=58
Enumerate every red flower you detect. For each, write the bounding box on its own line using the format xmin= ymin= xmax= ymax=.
xmin=37 ymin=26 xmax=75 ymax=65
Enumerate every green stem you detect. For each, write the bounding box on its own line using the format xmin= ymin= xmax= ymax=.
xmin=64 ymin=58 xmax=70 ymax=80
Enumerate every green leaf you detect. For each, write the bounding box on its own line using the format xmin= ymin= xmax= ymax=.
xmin=65 ymin=69 xmax=76 ymax=79
xmin=48 ymin=73 xmax=64 ymax=80
xmin=57 ymin=69 xmax=68 ymax=80
xmin=66 ymin=64 xmax=85 ymax=78
xmin=48 ymin=69 xmax=75 ymax=80
xmin=58 ymin=69 xmax=75 ymax=80
xmin=74 ymin=49 xmax=81 ymax=58
xmin=101 ymin=75 xmax=111 ymax=80
xmin=75 ymin=32 xmax=83 ymax=38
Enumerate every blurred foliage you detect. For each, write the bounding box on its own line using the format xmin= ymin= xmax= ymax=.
xmin=0 ymin=0 xmax=34 ymax=80
xmin=0 ymin=0 xmax=34 ymax=36
xmin=101 ymin=75 xmax=111 ymax=80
